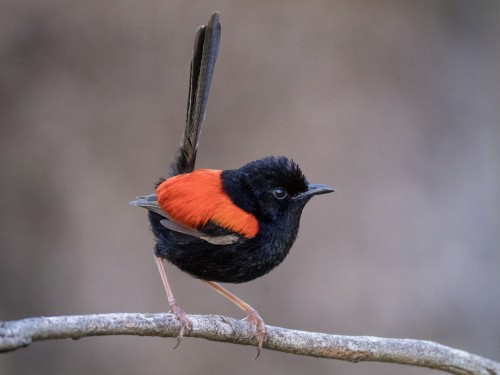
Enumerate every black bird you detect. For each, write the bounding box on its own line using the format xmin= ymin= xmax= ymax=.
xmin=131 ymin=12 xmax=334 ymax=357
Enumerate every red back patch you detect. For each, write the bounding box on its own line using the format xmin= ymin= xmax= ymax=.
xmin=156 ymin=169 xmax=259 ymax=238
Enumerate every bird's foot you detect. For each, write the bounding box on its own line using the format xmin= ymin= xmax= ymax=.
xmin=244 ymin=308 xmax=267 ymax=359
xmin=169 ymin=302 xmax=192 ymax=350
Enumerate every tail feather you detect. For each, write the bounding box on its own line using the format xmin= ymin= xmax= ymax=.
xmin=168 ymin=11 xmax=221 ymax=178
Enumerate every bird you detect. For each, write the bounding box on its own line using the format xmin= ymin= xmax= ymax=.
xmin=130 ymin=11 xmax=334 ymax=358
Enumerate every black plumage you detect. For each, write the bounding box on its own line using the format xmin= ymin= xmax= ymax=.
xmin=130 ymin=12 xmax=334 ymax=356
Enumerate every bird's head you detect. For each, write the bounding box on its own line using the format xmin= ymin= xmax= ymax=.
xmin=222 ymin=156 xmax=334 ymax=223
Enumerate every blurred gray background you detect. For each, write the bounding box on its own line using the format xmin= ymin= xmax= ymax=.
xmin=1 ymin=1 xmax=499 ymax=374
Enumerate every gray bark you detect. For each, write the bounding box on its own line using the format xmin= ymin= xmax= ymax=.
xmin=1 ymin=313 xmax=499 ymax=374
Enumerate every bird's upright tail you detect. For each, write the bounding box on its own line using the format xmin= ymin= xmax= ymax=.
xmin=168 ymin=11 xmax=221 ymax=178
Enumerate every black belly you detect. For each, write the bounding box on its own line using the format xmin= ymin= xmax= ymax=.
xmin=148 ymin=212 xmax=294 ymax=283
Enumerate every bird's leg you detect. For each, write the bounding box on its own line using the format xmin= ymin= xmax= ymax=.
xmin=155 ymin=256 xmax=192 ymax=349
xmin=204 ymin=280 xmax=266 ymax=358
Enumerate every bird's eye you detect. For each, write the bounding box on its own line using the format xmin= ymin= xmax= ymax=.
xmin=273 ymin=187 xmax=288 ymax=199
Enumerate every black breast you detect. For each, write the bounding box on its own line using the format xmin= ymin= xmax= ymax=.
xmin=149 ymin=211 xmax=301 ymax=283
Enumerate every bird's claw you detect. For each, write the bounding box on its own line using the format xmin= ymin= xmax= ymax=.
xmin=169 ymin=303 xmax=192 ymax=350
xmin=245 ymin=309 xmax=267 ymax=359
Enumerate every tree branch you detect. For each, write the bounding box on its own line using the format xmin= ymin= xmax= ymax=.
xmin=1 ymin=313 xmax=498 ymax=374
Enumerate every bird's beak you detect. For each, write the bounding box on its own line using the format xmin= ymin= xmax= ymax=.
xmin=293 ymin=183 xmax=335 ymax=200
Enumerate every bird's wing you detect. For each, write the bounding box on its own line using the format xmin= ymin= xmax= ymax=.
xmin=129 ymin=194 xmax=239 ymax=245
xmin=160 ymin=219 xmax=239 ymax=245
xmin=129 ymin=194 xmax=167 ymax=217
